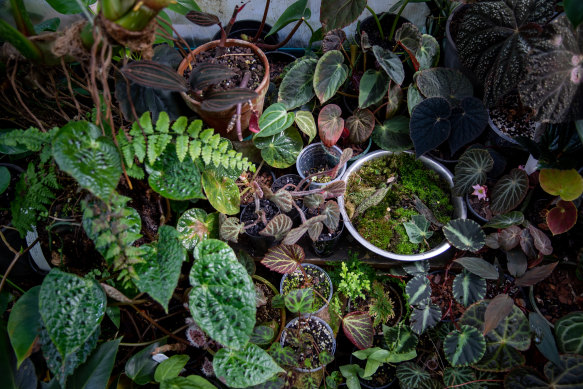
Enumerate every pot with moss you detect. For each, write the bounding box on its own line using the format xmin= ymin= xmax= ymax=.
xmin=338 ymin=151 xmax=466 ymax=261
xmin=280 ymin=263 xmax=333 ymax=317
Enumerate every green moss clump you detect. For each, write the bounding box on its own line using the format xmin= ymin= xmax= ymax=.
xmin=346 ymin=153 xmax=454 ymax=255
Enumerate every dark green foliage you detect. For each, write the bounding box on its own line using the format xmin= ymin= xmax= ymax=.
xmin=11 ymin=162 xmax=59 ymax=237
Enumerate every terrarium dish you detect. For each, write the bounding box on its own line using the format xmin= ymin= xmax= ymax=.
xmin=338 ymin=151 xmax=466 ymax=261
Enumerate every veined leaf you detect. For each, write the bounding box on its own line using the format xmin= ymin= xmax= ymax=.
xmin=121 ymin=61 xmax=188 ymax=92
xmin=484 ymin=212 xmax=525 ymax=229
xmin=213 ymin=344 xmax=284 ymax=388
xmin=313 ymin=50 xmax=349 ymax=104
xmin=278 ymin=57 xmax=317 ymax=110
xmin=259 ymin=214 xmax=293 ymax=241
xmin=346 ymin=108 xmax=375 ymax=145
xmin=373 ymin=45 xmax=405 ymax=85
xmin=189 ymin=63 xmax=236 ymax=90
xmin=318 ymin=104 xmax=344 ymax=147
xmin=295 ymin=111 xmax=317 ymax=143
xmin=201 ymin=88 xmax=258 ymax=112
xmin=256 ymin=103 xmax=295 ymax=138
xmin=405 ymin=275 xmax=431 ymax=306
xmin=186 ymin=10 xmax=220 ymax=26
xmin=342 ymin=312 xmax=373 ymax=350
xmin=453 ymin=149 xmax=494 ymax=196
xmin=284 ymin=288 xmax=314 ymax=314
xmin=443 ymin=219 xmax=486 ymax=252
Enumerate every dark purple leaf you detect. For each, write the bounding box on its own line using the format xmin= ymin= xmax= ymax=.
xmin=515 ymin=262 xmax=558 ymax=287
xmin=189 ymin=63 xmax=236 ymax=90
xmin=528 ymin=224 xmax=553 ymax=255
xmin=483 ymin=294 xmax=514 ymax=335
xmin=201 ymin=88 xmax=258 ymax=112
xmin=121 ymin=61 xmax=188 ymax=92
xmin=186 ymin=11 xmax=220 ymax=26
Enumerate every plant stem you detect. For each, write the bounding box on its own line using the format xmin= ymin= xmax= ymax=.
xmin=389 ymin=0 xmax=411 ymax=42
xmin=130 ymin=304 xmax=191 ymax=346
xmin=256 ymin=18 xmax=304 ymax=50
xmin=446 ymin=379 xmax=504 ymax=388
xmin=365 ymin=5 xmax=384 ymax=41
xmin=119 ymin=324 xmax=189 ymax=346
xmin=0 ymin=274 xmax=25 ymax=294
xmin=0 ymin=234 xmax=39 ymax=294
xmin=253 ymin=0 xmax=270 ymax=42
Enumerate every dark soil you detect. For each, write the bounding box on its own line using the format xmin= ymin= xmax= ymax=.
xmin=468 ymin=195 xmax=492 ymax=221
xmin=281 ymin=265 xmax=332 ymax=313
xmin=486 ymin=276 xmax=526 ymax=310
xmin=532 ymin=266 xmax=583 ymax=324
xmin=428 ymin=272 xmax=465 ymax=321
xmin=307 ymin=164 xmax=334 ymax=184
xmin=490 ymin=94 xmax=537 ymax=141
xmin=358 ymin=13 xmax=409 ymax=49
xmin=237 ymin=168 xmax=275 ymax=205
xmin=281 ymin=316 xmax=335 ymax=369
xmin=254 ymin=280 xmax=283 ymax=328
xmin=184 ymin=45 xmax=264 ymax=94
xmin=240 ymin=199 xmax=279 ymax=236
xmin=118 ymin=178 xmax=164 ymax=244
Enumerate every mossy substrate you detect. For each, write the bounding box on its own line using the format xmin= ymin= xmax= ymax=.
xmin=346 ymin=153 xmax=453 ymax=255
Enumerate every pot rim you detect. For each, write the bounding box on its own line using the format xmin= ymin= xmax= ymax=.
xmin=176 ymin=38 xmax=270 ymax=108
xmin=252 ymin=274 xmax=287 ymax=342
xmin=338 ymin=150 xmax=467 ymax=262
xmin=296 ymin=143 xmax=347 ymax=189
xmin=279 ymin=263 xmax=333 ymax=317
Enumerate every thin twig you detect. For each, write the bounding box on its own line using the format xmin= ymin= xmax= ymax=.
xmin=8 ymin=60 xmax=45 ymax=131
xmin=61 ymin=58 xmax=83 ymax=118
xmin=256 ymin=18 xmax=304 ymax=51
xmin=119 ymin=324 xmax=189 ymax=347
xmin=130 ymin=305 xmax=191 ymax=347
xmin=0 ymin=236 xmax=40 ymax=294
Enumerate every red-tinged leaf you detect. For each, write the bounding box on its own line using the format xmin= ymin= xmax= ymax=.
xmin=186 ymin=11 xmax=220 ymax=26
xmin=261 ymin=244 xmax=304 ymax=274
xmin=322 ymin=29 xmax=346 ymax=52
xmin=121 ymin=61 xmax=188 ymax=92
xmin=259 ymin=214 xmax=293 ymax=241
xmin=346 ymin=108 xmax=375 ymax=145
xmin=189 ymin=63 xmax=236 ymax=90
xmin=342 ymin=312 xmax=374 ymax=350
xmin=308 ymin=221 xmax=323 ymax=241
xmin=321 ymin=180 xmax=346 ymax=198
xmin=483 ymin=294 xmax=514 ymax=335
xmin=201 ymin=88 xmax=259 ymax=112
xmin=498 ymin=225 xmax=521 ymax=251
xmin=249 ymin=111 xmax=260 ymax=133
xmin=547 ymin=200 xmax=578 ymax=235
xmin=318 ymin=104 xmax=344 ymax=147
xmin=527 ymin=224 xmax=553 ymax=256
xmin=515 ymin=262 xmax=558 ymax=287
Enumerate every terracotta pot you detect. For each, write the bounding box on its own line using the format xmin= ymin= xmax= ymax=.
xmin=177 ymin=39 xmax=270 ymax=140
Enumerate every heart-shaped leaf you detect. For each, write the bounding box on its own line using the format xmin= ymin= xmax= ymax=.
xmin=52 ymin=121 xmax=122 ymax=199
xmin=278 ymin=57 xmax=318 ymax=110
xmin=346 ymin=108 xmax=375 ymax=145
xmin=556 ymin=312 xmax=583 ymax=355
xmin=267 ymin=189 xmax=294 ymax=212
xmin=483 ymin=212 xmax=525 ymax=229
xmin=395 ymin=23 xmax=422 ymax=69
xmin=259 ymin=214 xmax=293 ymax=241
xmin=410 ymin=97 xmax=452 ymax=157
xmin=415 ymin=67 xmax=473 ymax=100
xmin=318 ymin=104 xmax=344 ymax=147
xmin=528 ymin=224 xmax=553 ymax=255
xmin=443 ymin=367 xmax=476 ymax=388
xmin=490 ymin=169 xmax=529 ymax=215
xmin=213 ymin=344 xmax=284 ymax=388
xmin=254 ymin=127 xmax=303 ymax=168
xmin=201 ymin=171 xmax=240 ymax=215
xmin=261 ymin=244 xmax=304 ymax=274
xmin=547 ymin=200 xmax=578 ymax=235
xmin=454 ymin=257 xmax=499 ymax=280
xmin=321 ymin=200 xmax=340 ymax=230
xmin=342 ymin=312 xmax=373 ymax=350
xmin=372 ymin=45 xmax=405 ymax=85
xmin=148 ymin=149 xmax=204 ymax=201
xmin=322 ymin=29 xmax=347 ymax=52
xmin=266 ymin=0 xmax=310 ymax=37
xmin=453 ymin=269 xmax=486 ymax=307
xmin=372 ymin=116 xmax=413 ymax=152
xmin=448 ymin=97 xmax=489 ymax=155
xmin=219 ymin=216 xmax=245 ymax=243
xmin=294 ymin=111 xmax=317 ymax=143
xmin=415 ymin=34 xmax=440 ymax=71
xmin=177 ymin=208 xmax=219 ymax=250
xmin=403 ymin=215 xmax=433 ymax=244
xmin=134 ymin=226 xmax=187 ymax=312
xmin=402 ymin=261 xmax=429 ymax=276
xmin=539 ymin=168 xmax=583 ymax=201
xmin=444 ymin=325 xmax=486 ymax=367
xmin=249 ymin=324 xmax=277 ymax=347
xmin=498 ymin=225 xmax=521 ymax=251
xmin=256 ymin=103 xmax=295 ymax=138
xmin=359 ymin=69 xmax=390 ymax=108
xmin=405 ymin=274 xmax=431 ymax=306
xmin=320 ymin=0 xmax=367 ymax=32
xmin=284 ymin=288 xmax=314 ymax=314
xmin=313 ymin=50 xmax=349 ymax=104
xmin=507 ymin=249 xmax=528 ymax=278
xmin=443 ymin=219 xmax=486 ymax=252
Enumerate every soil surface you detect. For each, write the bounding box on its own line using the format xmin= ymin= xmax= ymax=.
xmin=429 ymin=272 xmax=465 ymax=321
xmin=240 ymin=199 xmax=279 ymax=236
xmin=490 ymin=94 xmax=537 ymax=141
xmin=237 ymin=168 xmax=274 ymax=205
xmin=281 ymin=316 xmax=335 ymax=369
xmin=532 ymin=266 xmax=583 ymax=324
xmin=282 ymin=265 xmax=332 ymax=313
xmin=468 ymin=195 xmax=492 ymax=221
xmin=255 ymin=280 xmax=283 ymax=328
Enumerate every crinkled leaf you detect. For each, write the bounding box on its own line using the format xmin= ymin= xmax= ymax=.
xmin=415 ymin=34 xmax=440 ymax=71
xmin=278 ymin=58 xmax=318 ymax=110
xmin=359 ymin=69 xmax=390 ymax=109
xmin=515 ymin=262 xmax=558 ymax=287
xmin=371 ymin=116 xmax=412 ymax=152
xmin=256 ymin=103 xmax=295 ymax=138
xmin=410 ymin=97 xmax=451 ymax=157
xmin=313 ymin=50 xmax=349 ymax=104
xmin=454 ymin=257 xmax=498 ymax=280
xmin=372 ymin=45 xmax=405 ymax=85
xmin=177 ymin=208 xmax=219 ymax=250
xmin=444 ymin=325 xmax=486 ymax=366
xmin=342 ymin=312 xmax=373 ymax=350
xmin=452 ymin=269 xmax=486 ymax=307
xmin=148 ymin=149 xmax=204 ymax=200
xmin=202 ymin=171 xmax=240 ymax=215
xmin=318 ymin=104 xmax=344 ymax=147
xmin=284 ymin=288 xmax=314 ymax=314
xmin=213 ymin=344 xmax=284 ymax=388
xmin=416 ymin=67 xmax=473 ymax=100
xmin=254 ymin=128 xmax=303 ymax=169
xmin=443 ymin=218 xmax=486 ymax=252
xmin=320 ymin=0 xmax=367 ymax=32
xmin=294 ymin=111 xmax=317 ymax=143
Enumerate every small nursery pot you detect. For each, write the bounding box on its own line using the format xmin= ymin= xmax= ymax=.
xmin=240 ymin=199 xmax=280 ymax=255
xmin=280 ymin=316 xmax=336 ymax=373
xmin=349 ymin=349 xmax=397 ymax=389
xmin=280 ymin=263 xmax=333 ymax=317
xmin=177 ymin=39 xmax=270 ymax=141
xmin=213 ymin=20 xmax=279 ymax=45
xmin=465 ymin=193 xmax=490 ymax=225
xmin=271 ymin=174 xmax=303 ymax=224
xmin=347 ymin=138 xmax=373 ymax=165
xmin=252 ymin=274 xmax=286 ymax=342
xmin=296 ymin=143 xmax=347 ymax=190
xmin=311 ymin=217 xmax=344 ymax=258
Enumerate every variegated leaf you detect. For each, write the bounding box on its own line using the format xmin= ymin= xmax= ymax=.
xmin=321 ymin=180 xmax=346 ymax=198
xmin=268 ymin=189 xmax=294 ymax=213
xmin=304 ymin=194 xmax=324 ymax=209
xmin=282 ymin=225 xmax=308 ymax=245
xmin=219 ymin=216 xmax=244 ymax=243
xmin=284 ymin=288 xmax=314 ymax=314
xmin=189 ymin=63 xmax=236 ymax=90
xmin=186 ymin=10 xmax=220 ymax=26
xmin=308 ymin=222 xmax=323 ymax=241
xmin=261 ymin=244 xmax=304 ymax=274
xmin=342 ymin=312 xmax=374 ymax=350
xmin=321 ymin=201 xmax=340 ymax=230
xmin=259 ymin=214 xmax=293 ymax=241
xmin=490 ymin=169 xmax=529 ymax=215
xmin=201 ymin=88 xmax=258 ymax=112
xmin=410 ymin=303 xmax=441 ymax=335
xmin=405 ymin=275 xmax=431 ymax=306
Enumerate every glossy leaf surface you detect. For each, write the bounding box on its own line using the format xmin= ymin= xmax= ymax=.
xmin=313 ymin=50 xmax=349 ymax=104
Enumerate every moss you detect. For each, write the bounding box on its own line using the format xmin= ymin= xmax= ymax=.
xmin=347 ymin=153 xmax=454 ymax=255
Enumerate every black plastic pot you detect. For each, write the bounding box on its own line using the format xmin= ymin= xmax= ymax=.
xmin=465 ymin=193 xmax=489 ymax=225
xmin=356 ymin=12 xmax=412 ymax=49
xmin=240 ymin=199 xmax=280 ymax=255
xmin=311 ymin=217 xmax=344 ymax=258
xmin=349 ymin=348 xmax=397 ymax=389
xmin=213 ymin=20 xmax=279 ymax=45
xmin=271 ymin=174 xmax=303 ymax=225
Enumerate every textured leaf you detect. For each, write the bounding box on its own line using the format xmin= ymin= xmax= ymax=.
xmin=294 ymin=111 xmax=317 ymax=143
xmin=278 ymin=58 xmax=318 ymax=110
xmin=189 ymin=63 xmax=236 ymax=90
xmin=201 ymin=88 xmax=258 ymax=112
xmin=155 ymin=355 xmax=189 ymax=383
xmin=254 ymin=128 xmax=303 ymax=169
xmin=256 ymin=103 xmax=295 ymax=138
xmin=148 ymin=149 xmax=204 ymax=200
xmin=189 ymin=240 xmax=255 ymax=349
xmin=396 ymin=362 xmax=431 ymax=388
xmin=250 ymin=324 xmax=276 ymax=347
xmin=382 ymin=323 xmax=418 ymax=362
xmin=219 ymin=216 xmax=245 ymax=243
xmin=7 ymin=286 xmax=41 ymax=368
xmin=483 ymin=293 xmax=514 ymax=335
xmin=359 ymin=69 xmax=390 ymax=108
xmin=515 ymin=262 xmax=558 ymax=287
xmin=267 ymin=0 xmax=310 ymax=37
xmin=201 ymin=171 xmax=240 ymax=215
xmin=484 ymin=212 xmax=525 ymax=229
xmin=318 ymin=104 xmax=344 ymax=147
xmin=372 ymin=45 xmax=405 ymax=85
xmin=259 ymin=214 xmax=293 ymax=241
xmin=410 ymin=97 xmax=452 ymax=157
xmin=52 ymin=121 xmax=121 ymax=199
xmin=528 ymin=224 xmax=553 ymax=255
xmin=134 ymin=226 xmax=186 ymax=311
xmin=307 ymin=221 xmax=324 ymax=241
xmin=543 ymin=355 xmax=583 ymax=387
xmin=416 ymin=67 xmax=473 ymax=100
xmin=268 ymin=343 xmax=297 ymax=367
xmin=346 ymin=109 xmax=375 ymax=145
xmin=284 ymin=288 xmax=314 ymax=314
xmin=342 ymin=312 xmax=373 ymax=350
xmin=39 ymin=269 xmax=106 ymax=359
xmin=416 ymin=34 xmax=440 ymax=71
xmin=177 ymin=208 xmax=219 ymax=250
xmin=68 ymin=338 xmax=121 ymax=389
xmin=443 ymin=219 xmax=486 ymax=252
xmin=320 ymin=0 xmax=367 ymax=31
xmin=405 ymin=274 xmax=431 ymax=305
xmin=498 ymin=225 xmax=521 ymax=251
xmin=213 ymin=344 xmax=284 ymax=388
xmin=261 ymin=244 xmax=306 ymax=274
xmin=268 ymin=189 xmax=294 ymax=213
xmin=547 ymin=200 xmax=578 ymax=235
xmin=321 ymin=200 xmax=340 ymax=230
xmin=539 ymin=168 xmax=583 ymax=201
xmin=454 ymin=257 xmax=499 ymax=280
xmin=529 ymin=312 xmax=563 ymax=369
xmin=371 ymin=116 xmax=412 ymax=152
xmin=313 ymin=50 xmax=349 ymax=104
xmin=395 ymin=23 xmax=422 ymax=69
xmin=453 ymin=149 xmax=494 ymax=196
xmin=407 ymin=84 xmax=424 ymax=115
xmin=556 ymin=312 xmax=583 ymax=355
xmin=452 ymin=269 xmax=486 ymax=307
xmin=410 ymin=303 xmax=441 ymax=335
xmin=444 ymin=325 xmax=486 ymax=367
xmin=322 ymin=29 xmax=347 ymax=52
xmin=490 ymin=168 xmax=529 ymax=214
xmin=120 ymin=61 xmax=188 ymax=92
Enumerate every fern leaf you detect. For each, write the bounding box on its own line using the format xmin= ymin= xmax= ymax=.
xmin=117 ymin=133 xmax=134 ymax=167
xmin=139 ymin=112 xmax=154 ymax=134
xmin=126 ymin=164 xmax=145 ymax=179
xmin=218 ymin=139 xmax=229 ymax=153
xmin=201 ymin=145 xmax=212 ymax=166
xmin=189 ymin=140 xmax=201 ymax=161
xmin=199 ymin=128 xmax=214 ymax=143
xmin=156 ymin=111 xmax=170 ymax=133
xmin=176 ymin=135 xmax=189 ymax=162
xmin=187 ymin=119 xmax=202 ymax=137
xmin=133 ymin=133 xmax=146 ymax=163
xmin=172 ymin=116 xmax=188 ymax=134
xmin=208 ymin=133 xmax=221 ymax=149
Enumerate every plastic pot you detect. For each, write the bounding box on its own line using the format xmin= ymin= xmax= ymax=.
xmin=271 ymin=174 xmax=303 ymax=224
xmin=280 ymin=315 xmax=336 ymax=373
xmin=347 ymin=138 xmax=373 ymax=165
xmin=252 ymin=274 xmax=286 ymax=342
xmin=356 ymin=12 xmax=413 ymax=49
xmin=280 ymin=263 xmax=333 ymax=318
xmin=296 ymin=143 xmax=347 ymax=190
xmin=465 ymin=193 xmax=490 ymax=225
xmin=177 ymin=39 xmax=270 ymax=141
xmin=338 ymin=150 xmax=467 ymax=262
xmin=240 ymin=199 xmax=280 ymax=255
xmin=213 ymin=20 xmax=279 ymax=45
xmin=311 ymin=217 xmax=344 ymax=258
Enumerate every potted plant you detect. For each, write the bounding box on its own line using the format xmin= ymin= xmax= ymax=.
xmin=280 ymin=263 xmax=334 ymax=317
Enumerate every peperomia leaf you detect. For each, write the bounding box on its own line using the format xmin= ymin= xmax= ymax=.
xmin=256 ymin=103 xmax=295 ymax=138
xmin=259 ymin=214 xmax=293 ymax=241
xmin=318 ymin=104 xmax=344 ymax=147
xmin=444 ymin=325 xmax=486 ymax=367
xmin=396 ymin=362 xmax=431 ymax=388
xmin=519 ymin=15 xmax=583 ymax=123
xmin=342 ymin=312 xmax=373 ymax=350
xmin=453 ymin=257 xmax=499 ymax=280
xmin=443 ymin=219 xmax=486 ymax=252
xmin=359 ymin=69 xmax=390 ymax=109
xmin=320 ymin=0 xmax=367 ymax=32
xmin=213 ymin=344 xmax=284 ymax=388
xmin=346 ymin=108 xmax=375 ymax=145
xmin=254 ymin=127 xmax=303 ymax=168
xmin=189 ymin=239 xmax=255 ymax=349
xmin=539 ymin=168 xmax=583 ymax=201
xmin=547 ymin=200 xmax=578 ymax=235
xmin=284 ymin=288 xmax=314 ymax=314
xmin=313 ymin=50 xmax=349 ymax=104
xmin=294 ymin=111 xmax=317 ymax=143
xmin=39 ymin=269 xmax=106 ymax=359
xmin=278 ymin=57 xmax=318 ymax=110
xmin=410 ymin=97 xmax=451 ymax=157
xmin=405 ymin=274 xmax=431 ymax=306
xmin=483 ymin=212 xmax=525 ymax=229
xmin=456 ymin=0 xmax=555 ymax=106
xmin=490 ymin=168 xmax=529 ymax=215
xmin=452 ymin=269 xmax=486 ymax=307
xmin=372 ymin=116 xmax=413 ymax=152
xmin=415 ymin=67 xmax=473 ymax=100
xmin=372 ymin=45 xmax=405 ymax=85
xmin=148 ymin=148 xmax=205 ymax=201
xmin=261 ymin=244 xmax=306 ymax=274
xmin=556 ymin=312 xmax=583 ymax=355
xmin=134 ymin=226 xmax=186 ymax=312
xmin=201 ymin=171 xmax=240 ymax=215
xmin=177 ymin=208 xmax=219 ymax=250
xmin=52 ymin=121 xmax=121 ymax=200
xmin=403 ymin=215 xmax=433 ymax=244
